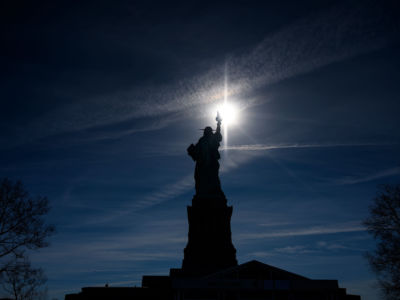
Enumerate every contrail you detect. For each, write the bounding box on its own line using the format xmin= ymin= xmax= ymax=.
xmin=221 ymin=142 xmax=398 ymax=151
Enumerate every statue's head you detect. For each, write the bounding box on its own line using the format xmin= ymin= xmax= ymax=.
xmin=203 ymin=126 xmax=213 ymax=137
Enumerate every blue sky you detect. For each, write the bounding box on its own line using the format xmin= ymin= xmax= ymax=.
xmin=1 ymin=1 xmax=400 ymax=299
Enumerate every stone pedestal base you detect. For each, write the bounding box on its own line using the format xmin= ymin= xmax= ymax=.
xmin=181 ymin=195 xmax=237 ymax=276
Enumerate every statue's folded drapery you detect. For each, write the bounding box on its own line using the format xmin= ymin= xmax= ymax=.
xmin=188 ymin=117 xmax=224 ymax=197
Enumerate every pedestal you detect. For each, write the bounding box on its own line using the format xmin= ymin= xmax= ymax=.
xmin=180 ymin=195 xmax=237 ymax=276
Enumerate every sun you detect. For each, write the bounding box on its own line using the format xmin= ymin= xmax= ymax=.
xmin=216 ymin=102 xmax=239 ymax=126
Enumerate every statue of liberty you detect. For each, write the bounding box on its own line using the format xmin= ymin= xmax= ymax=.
xmin=187 ymin=113 xmax=224 ymax=197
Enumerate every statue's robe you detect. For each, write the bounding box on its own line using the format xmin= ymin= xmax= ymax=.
xmin=188 ymin=131 xmax=223 ymax=196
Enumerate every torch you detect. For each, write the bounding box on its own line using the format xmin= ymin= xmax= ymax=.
xmin=216 ymin=111 xmax=222 ymax=125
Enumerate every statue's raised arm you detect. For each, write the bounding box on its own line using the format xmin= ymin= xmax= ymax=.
xmin=215 ymin=111 xmax=222 ymax=142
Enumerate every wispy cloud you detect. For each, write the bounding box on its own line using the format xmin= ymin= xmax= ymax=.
xmin=247 ymin=236 xmax=368 ymax=260
xmin=258 ymin=221 xmax=293 ymax=227
xmin=335 ymin=167 xmax=400 ymax=185
xmin=99 ymin=141 xmax=397 ymax=215
xmin=33 ymin=229 xmax=185 ymax=266
xmin=123 ymin=149 xmax=261 ymax=213
xmin=10 ymin=0 xmax=397 ymax=147
xmin=274 ymin=245 xmax=315 ymax=254
xmin=61 ymin=174 xmax=194 ymax=228
xmin=133 ymin=174 xmax=193 ymax=210
xmin=237 ymin=221 xmax=364 ymax=240
xmin=57 ymin=139 xmax=398 ymax=228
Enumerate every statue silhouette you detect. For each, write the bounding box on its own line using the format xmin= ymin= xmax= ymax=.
xmin=187 ymin=113 xmax=224 ymax=197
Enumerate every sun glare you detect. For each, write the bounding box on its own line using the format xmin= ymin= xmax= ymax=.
xmin=217 ymin=102 xmax=239 ymax=126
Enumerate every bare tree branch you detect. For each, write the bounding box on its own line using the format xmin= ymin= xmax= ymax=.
xmin=1 ymin=257 xmax=47 ymax=300
xmin=0 ymin=178 xmax=54 ymax=275
xmin=364 ymin=184 xmax=400 ymax=300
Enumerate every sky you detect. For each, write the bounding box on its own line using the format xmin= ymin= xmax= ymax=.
xmin=1 ymin=0 xmax=400 ymax=299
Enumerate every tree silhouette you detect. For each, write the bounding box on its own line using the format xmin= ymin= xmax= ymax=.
xmin=0 ymin=178 xmax=54 ymax=299
xmin=364 ymin=184 xmax=400 ymax=300
xmin=0 ymin=178 xmax=55 ymax=275
xmin=1 ymin=257 xmax=47 ymax=300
